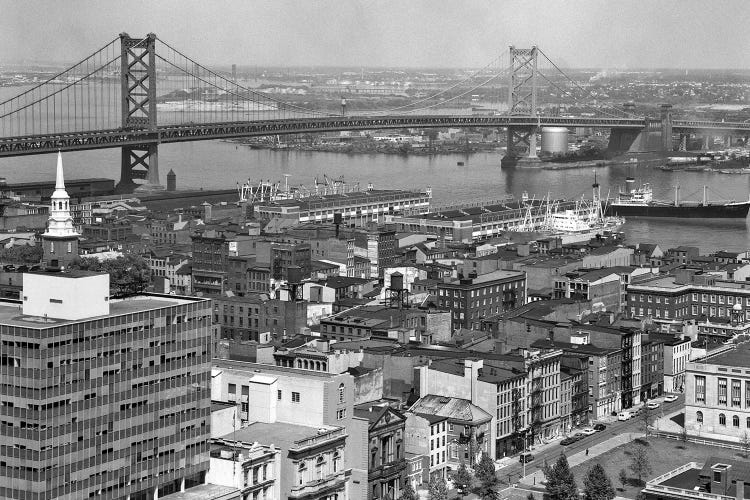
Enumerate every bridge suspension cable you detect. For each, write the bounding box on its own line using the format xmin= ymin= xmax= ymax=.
xmin=155 ymin=36 xmax=337 ymax=120
xmin=366 ymin=53 xmax=506 ymax=115
xmin=537 ymin=47 xmax=640 ymax=119
xmin=0 ymin=36 xmax=136 ymax=138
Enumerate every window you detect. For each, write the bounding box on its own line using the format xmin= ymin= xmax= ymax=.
xmin=336 ymin=409 xmax=346 ymax=420
xmin=339 ymin=383 xmax=345 ymax=403
xmin=719 ymin=413 xmax=726 ymax=426
xmin=297 ymin=462 xmax=306 ymax=485
xmin=228 ymin=384 xmax=236 ymax=395
xmin=718 ymin=378 xmax=728 ymax=405
xmin=696 ymin=411 xmax=703 ymax=424
xmin=277 ymin=390 xmax=282 ymax=401
xmin=734 ymin=415 xmax=740 ymax=428
xmin=695 ymin=376 xmax=705 ymax=403
xmin=291 ymin=392 xmax=300 ymax=403
xmin=732 ymin=380 xmax=742 ymax=407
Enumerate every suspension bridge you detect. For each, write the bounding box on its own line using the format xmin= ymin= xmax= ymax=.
xmin=1 ymin=33 xmax=748 ymax=192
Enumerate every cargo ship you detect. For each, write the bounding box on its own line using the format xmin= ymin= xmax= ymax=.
xmin=606 ymin=178 xmax=750 ymax=218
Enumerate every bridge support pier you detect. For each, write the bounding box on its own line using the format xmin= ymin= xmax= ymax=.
xmin=660 ymin=103 xmax=673 ymax=152
xmin=703 ymin=135 xmax=711 ymax=150
xmin=117 ymin=143 xmax=163 ymax=193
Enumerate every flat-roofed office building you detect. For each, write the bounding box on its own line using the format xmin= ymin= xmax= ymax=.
xmin=0 ymin=271 xmax=213 ymax=500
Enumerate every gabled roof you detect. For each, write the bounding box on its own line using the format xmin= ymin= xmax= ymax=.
xmin=353 ymin=405 xmax=406 ymax=428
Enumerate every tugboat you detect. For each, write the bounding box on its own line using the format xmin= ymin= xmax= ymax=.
xmin=606 ymin=177 xmax=750 ymax=218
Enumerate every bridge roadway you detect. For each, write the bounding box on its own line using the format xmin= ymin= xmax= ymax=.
xmin=1 ymin=114 xmax=749 ymax=157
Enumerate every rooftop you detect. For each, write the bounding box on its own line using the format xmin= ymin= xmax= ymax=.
xmin=221 ymin=421 xmax=344 ymax=451
xmin=0 ymin=293 xmax=204 ymax=328
xmin=159 ymin=484 xmax=239 ymax=500
xmin=409 ymin=394 xmax=492 ymax=424
xmin=699 ymin=344 xmax=750 ymax=369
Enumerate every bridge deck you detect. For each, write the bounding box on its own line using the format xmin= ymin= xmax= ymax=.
xmin=0 ymin=115 xmax=748 ymax=157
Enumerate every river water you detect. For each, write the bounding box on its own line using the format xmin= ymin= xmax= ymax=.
xmin=2 ymin=86 xmax=750 ymax=253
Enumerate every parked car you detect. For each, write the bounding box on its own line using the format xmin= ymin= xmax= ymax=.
xmin=519 ymin=453 xmax=534 ymax=463
xmin=664 ymin=395 xmax=679 ymax=403
xmin=561 ymin=437 xmax=578 ymax=446
xmin=581 ymin=428 xmax=596 ymax=436
xmin=617 ymin=412 xmax=632 ymax=421
xmin=593 ymin=423 xmax=607 ymax=431
xmin=647 ymin=402 xmax=660 ymax=409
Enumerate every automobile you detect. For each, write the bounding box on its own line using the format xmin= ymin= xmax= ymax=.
xmin=617 ymin=412 xmax=632 ymax=421
xmin=664 ymin=395 xmax=679 ymax=403
xmin=580 ymin=428 xmax=597 ymax=436
xmin=631 ymin=407 xmax=643 ymax=416
xmin=560 ymin=437 xmax=578 ymax=446
xmin=572 ymin=432 xmax=584 ymax=439
xmin=593 ymin=423 xmax=607 ymax=431
xmin=647 ymin=402 xmax=660 ymax=409
xmin=519 ymin=453 xmax=534 ymax=463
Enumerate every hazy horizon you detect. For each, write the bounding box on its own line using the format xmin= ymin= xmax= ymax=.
xmin=1 ymin=0 xmax=749 ymax=70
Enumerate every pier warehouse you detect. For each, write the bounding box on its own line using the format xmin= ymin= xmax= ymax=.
xmin=253 ymin=187 xmax=432 ymax=227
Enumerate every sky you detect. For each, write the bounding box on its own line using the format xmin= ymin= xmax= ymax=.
xmin=1 ymin=0 xmax=749 ymax=69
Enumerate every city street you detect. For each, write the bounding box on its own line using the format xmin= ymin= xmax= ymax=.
xmin=495 ymin=394 xmax=684 ymax=489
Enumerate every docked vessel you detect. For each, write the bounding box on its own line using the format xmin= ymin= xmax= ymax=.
xmin=511 ymin=176 xmax=624 ymax=244
xmin=606 ymin=178 xmax=750 ymax=218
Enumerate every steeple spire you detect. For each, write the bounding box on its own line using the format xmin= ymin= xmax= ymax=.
xmin=44 ymin=152 xmax=78 ymax=240
xmin=55 ymin=151 xmax=65 ymax=190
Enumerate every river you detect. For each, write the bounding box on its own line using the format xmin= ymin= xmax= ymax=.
xmin=2 ymin=85 xmax=750 ymax=253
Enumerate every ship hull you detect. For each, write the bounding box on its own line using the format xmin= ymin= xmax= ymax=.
xmin=606 ymin=202 xmax=750 ymax=218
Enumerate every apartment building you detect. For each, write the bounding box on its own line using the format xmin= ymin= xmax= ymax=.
xmin=210 ymin=360 xmax=368 ymax=500
xmin=404 ymin=412 xmax=448 ymax=482
xmin=627 ymin=269 xmax=750 ymax=333
xmin=0 ymin=271 xmax=213 ymax=500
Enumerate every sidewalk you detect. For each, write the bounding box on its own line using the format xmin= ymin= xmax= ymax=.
xmin=519 ymin=432 xmax=646 ymax=486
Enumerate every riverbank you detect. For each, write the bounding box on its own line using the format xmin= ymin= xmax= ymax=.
xmin=228 ymin=138 xmax=501 ymax=156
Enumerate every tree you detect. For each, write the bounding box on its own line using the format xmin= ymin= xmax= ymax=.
xmin=69 ymin=254 xmax=150 ymax=297
xmin=618 ymin=468 xmax=628 ymax=491
xmin=453 ymin=460 xmax=472 ymax=499
xmin=583 ymin=463 xmax=616 ymax=500
xmin=678 ymin=425 xmax=688 ymax=448
xmin=544 ymin=453 xmax=578 ymax=500
xmin=0 ymin=244 xmax=44 ymax=264
xmin=628 ymin=444 xmax=652 ymax=486
xmin=640 ymin=406 xmax=653 ymax=435
xmin=475 ymin=452 xmax=501 ymax=500
xmin=428 ymin=475 xmax=448 ymax=500
xmin=742 ymin=431 xmax=750 ymax=459
xmin=399 ymin=481 xmax=419 ymax=500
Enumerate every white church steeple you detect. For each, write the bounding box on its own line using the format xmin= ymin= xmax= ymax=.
xmin=44 ymin=152 xmax=79 ymax=239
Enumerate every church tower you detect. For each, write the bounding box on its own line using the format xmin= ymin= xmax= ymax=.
xmin=42 ymin=152 xmax=79 ymax=270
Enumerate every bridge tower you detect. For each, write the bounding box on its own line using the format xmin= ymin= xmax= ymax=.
xmin=117 ymin=33 xmax=163 ymax=193
xmin=504 ymin=46 xmax=538 ymax=165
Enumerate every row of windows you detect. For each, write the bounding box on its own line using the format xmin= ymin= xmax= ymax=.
xmin=696 ymin=411 xmax=750 ymax=429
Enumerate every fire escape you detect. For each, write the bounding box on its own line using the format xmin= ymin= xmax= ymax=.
xmin=621 ymin=337 xmax=633 ymax=409
xmin=529 ymin=376 xmax=544 ymax=444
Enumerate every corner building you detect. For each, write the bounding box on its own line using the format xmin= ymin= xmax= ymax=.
xmin=0 ymin=271 xmax=213 ymax=500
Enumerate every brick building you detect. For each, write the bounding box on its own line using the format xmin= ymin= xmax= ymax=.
xmin=437 ymin=269 xmax=527 ymax=331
